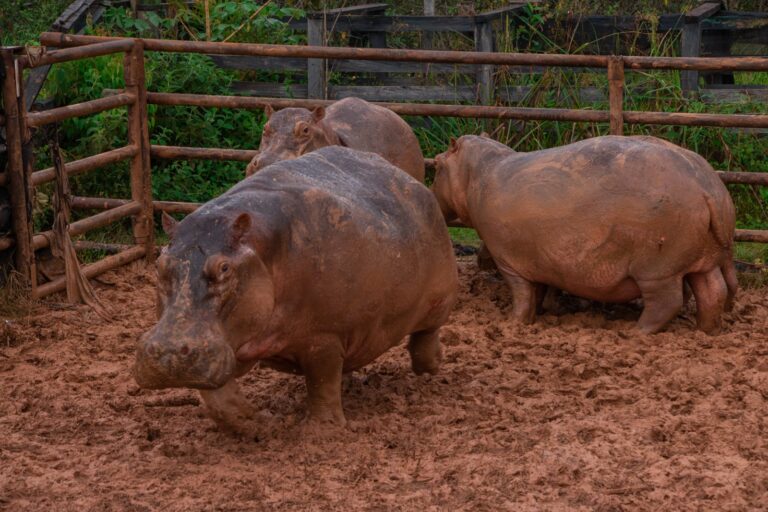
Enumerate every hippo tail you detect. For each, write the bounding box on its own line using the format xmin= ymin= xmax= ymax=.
xmin=704 ymin=193 xmax=733 ymax=251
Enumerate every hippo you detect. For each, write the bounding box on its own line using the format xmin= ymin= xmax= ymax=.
xmin=134 ymin=146 xmax=458 ymax=429
xmin=432 ymin=134 xmax=737 ymax=334
xmin=246 ymin=97 xmax=425 ymax=182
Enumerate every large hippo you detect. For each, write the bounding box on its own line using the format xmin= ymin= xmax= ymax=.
xmin=246 ymin=97 xmax=425 ymax=182
xmin=432 ymin=134 xmax=737 ymax=334
xmin=134 ymin=146 xmax=457 ymax=429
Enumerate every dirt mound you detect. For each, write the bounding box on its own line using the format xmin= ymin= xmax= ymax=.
xmin=1 ymin=260 xmax=767 ymax=510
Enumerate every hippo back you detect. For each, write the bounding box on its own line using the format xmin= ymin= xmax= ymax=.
xmin=324 ymin=98 xmax=426 ymax=182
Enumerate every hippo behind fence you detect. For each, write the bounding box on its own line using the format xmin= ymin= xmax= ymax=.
xmin=432 ymin=134 xmax=737 ymax=334
xmin=246 ymin=97 xmax=425 ymax=182
xmin=135 ymin=146 xmax=457 ymax=429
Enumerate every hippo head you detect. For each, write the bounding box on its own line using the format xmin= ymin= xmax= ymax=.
xmin=431 ymin=136 xmax=469 ymax=223
xmin=134 ymin=211 xmax=275 ymax=390
xmin=246 ymin=105 xmax=340 ymax=176
xmin=432 ymin=134 xmax=510 ymax=225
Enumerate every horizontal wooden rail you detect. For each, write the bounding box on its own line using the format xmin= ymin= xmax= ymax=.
xmin=30 ymin=145 xmax=138 ymax=187
xmin=150 ymin=145 xmax=258 ymax=162
xmin=19 ymin=39 xmax=135 ymax=69
xmin=34 ymin=245 xmax=146 ymax=298
xmin=32 ymin=200 xmax=141 ymax=250
xmin=40 ymin=33 xmax=768 ymax=71
xmin=148 ymin=91 xmax=768 ymax=128
xmin=735 ymin=230 xmax=768 ymax=243
xmin=73 ymin=240 xmax=134 ymax=254
xmin=718 ymin=171 xmax=768 ymax=186
xmin=0 ymin=236 xmax=14 ymax=251
xmin=148 ymin=92 xmax=610 ymax=123
xmin=26 ymin=92 xmax=135 ymax=128
xmin=71 ymin=196 xmax=201 ymax=214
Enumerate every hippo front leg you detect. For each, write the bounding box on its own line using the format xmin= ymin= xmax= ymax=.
xmin=302 ymin=343 xmax=346 ymax=426
xmin=497 ymin=265 xmax=537 ymax=324
xmin=199 ymin=378 xmax=258 ymax=434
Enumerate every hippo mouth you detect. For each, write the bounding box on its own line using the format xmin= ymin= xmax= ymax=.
xmin=133 ymin=335 xmax=237 ymax=390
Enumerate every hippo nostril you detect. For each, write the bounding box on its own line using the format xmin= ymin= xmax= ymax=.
xmin=180 ymin=345 xmax=189 ymax=356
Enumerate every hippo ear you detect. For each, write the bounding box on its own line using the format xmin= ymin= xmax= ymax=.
xmin=448 ymin=137 xmax=458 ymax=152
xmin=264 ymin=104 xmax=274 ymax=119
xmin=230 ymin=212 xmax=252 ymax=248
xmin=311 ymin=106 xmax=326 ymax=123
xmin=480 ymin=131 xmax=491 ymax=139
xmin=161 ymin=211 xmax=178 ymax=239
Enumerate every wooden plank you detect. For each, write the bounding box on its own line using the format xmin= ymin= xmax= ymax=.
xmin=422 ymin=0 xmax=435 ymax=50
xmin=306 ymin=17 xmax=326 ymax=100
xmin=700 ymin=87 xmax=768 ymax=103
xmin=309 ymin=3 xmax=388 ymax=17
xmin=475 ymin=2 xmax=531 ymax=23
xmin=232 ymin=81 xmax=608 ymax=104
xmin=680 ymin=21 xmax=702 ymax=94
xmin=331 ymin=85 xmax=477 ymax=102
xmin=475 ymin=21 xmax=494 ymax=105
xmin=208 ymin=54 xmax=307 ymax=72
xmin=684 ymin=2 xmax=722 ymax=23
xmin=290 ymin=16 xmax=478 ymax=33
xmin=232 ymin=81 xmax=308 ymax=98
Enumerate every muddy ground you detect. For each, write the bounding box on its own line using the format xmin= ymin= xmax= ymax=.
xmin=1 ymin=259 xmax=767 ymax=511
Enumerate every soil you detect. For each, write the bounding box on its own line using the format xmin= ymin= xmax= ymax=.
xmin=1 ymin=259 xmax=767 ymax=511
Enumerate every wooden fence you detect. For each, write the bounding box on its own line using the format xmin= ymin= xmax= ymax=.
xmin=1 ymin=33 xmax=768 ymax=298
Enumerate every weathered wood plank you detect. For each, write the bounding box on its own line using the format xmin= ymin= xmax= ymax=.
xmin=232 ymin=81 xmax=308 ymax=98
xmin=208 ymin=54 xmax=307 ymax=72
xmin=331 ymin=85 xmax=478 ymax=102
xmin=684 ymin=2 xmax=722 ymax=23
xmin=232 ymin=81 xmax=608 ymax=104
xmin=700 ymin=87 xmax=768 ymax=103
xmin=308 ymin=3 xmax=388 ymax=17
xmin=289 ymin=16 xmax=478 ymax=33
xmin=307 ymin=17 xmax=326 ymax=99
xmin=475 ymin=21 xmax=494 ymax=104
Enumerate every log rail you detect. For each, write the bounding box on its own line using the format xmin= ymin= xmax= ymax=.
xmin=2 ymin=33 xmax=768 ymax=298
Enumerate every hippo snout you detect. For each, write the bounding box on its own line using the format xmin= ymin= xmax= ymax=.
xmin=134 ymin=328 xmax=236 ymax=390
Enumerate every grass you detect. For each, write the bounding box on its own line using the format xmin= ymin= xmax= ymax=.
xmin=0 ymin=0 xmax=71 ymax=46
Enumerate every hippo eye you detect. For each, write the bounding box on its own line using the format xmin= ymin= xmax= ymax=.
xmin=219 ymin=262 xmax=230 ymax=275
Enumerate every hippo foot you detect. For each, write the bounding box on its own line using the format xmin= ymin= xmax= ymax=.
xmin=199 ymin=379 xmax=258 ymax=436
xmin=408 ymin=329 xmax=443 ymax=376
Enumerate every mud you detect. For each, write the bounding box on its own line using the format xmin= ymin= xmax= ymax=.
xmin=1 ymin=260 xmax=767 ymax=510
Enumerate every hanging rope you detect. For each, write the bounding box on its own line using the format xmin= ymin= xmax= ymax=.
xmin=43 ymin=127 xmax=112 ymax=320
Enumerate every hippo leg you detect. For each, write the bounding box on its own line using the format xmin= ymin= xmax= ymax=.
xmin=635 ymin=276 xmax=684 ymax=334
xmin=408 ymin=328 xmax=443 ymax=376
xmin=498 ymin=266 xmax=537 ymax=324
xmin=302 ymin=345 xmax=346 ymax=426
xmin=199 ymin=378 xmax=257 ymax=434
xmin=721 ymin=260 xmax=738 ymax=312
xmin=688 ymin=267 xmax=728 ymax=335
xmin=476 ymin=244 xmax=497 ymax=271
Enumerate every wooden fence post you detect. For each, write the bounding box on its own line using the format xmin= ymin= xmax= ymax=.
xmin=681 ymin=2 xmax=722 ymax=96
xmin=307 ymin=15 xmax=327 ymax=100
xmin=1 ymin=48 xmax=35 ymax=287
xmin=124 ymin=40 xmax=155 ymax=260
xmin=475 ymin=20 xmax=494 ymax=105
xmin=422 ymin=0 xmax=435 ymax=50
xmin=607 ymin=55 xmax=624 ymax=136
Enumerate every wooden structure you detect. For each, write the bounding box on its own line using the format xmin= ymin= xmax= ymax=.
xmin=210 ymin=2 xmax=529 ymax=104
xmin=1 ymin=33 xmax=768 ymax=298
xmin=210 ymin=2 xmax=768 ymax=102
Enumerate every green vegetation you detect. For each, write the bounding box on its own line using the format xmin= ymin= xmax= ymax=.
xmin=5 ymin=1 xmax=768 ymax=262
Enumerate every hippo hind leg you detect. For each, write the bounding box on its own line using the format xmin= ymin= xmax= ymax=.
xmin=721 ymin=259 xmax=738 ymax=312
xmin=408 ymin=328 xmax=443 ymax=376
xmin=688 ymin=267 xmax=728 ymax=335
xmin=635 ymin=276 xmax=684 ymax=334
